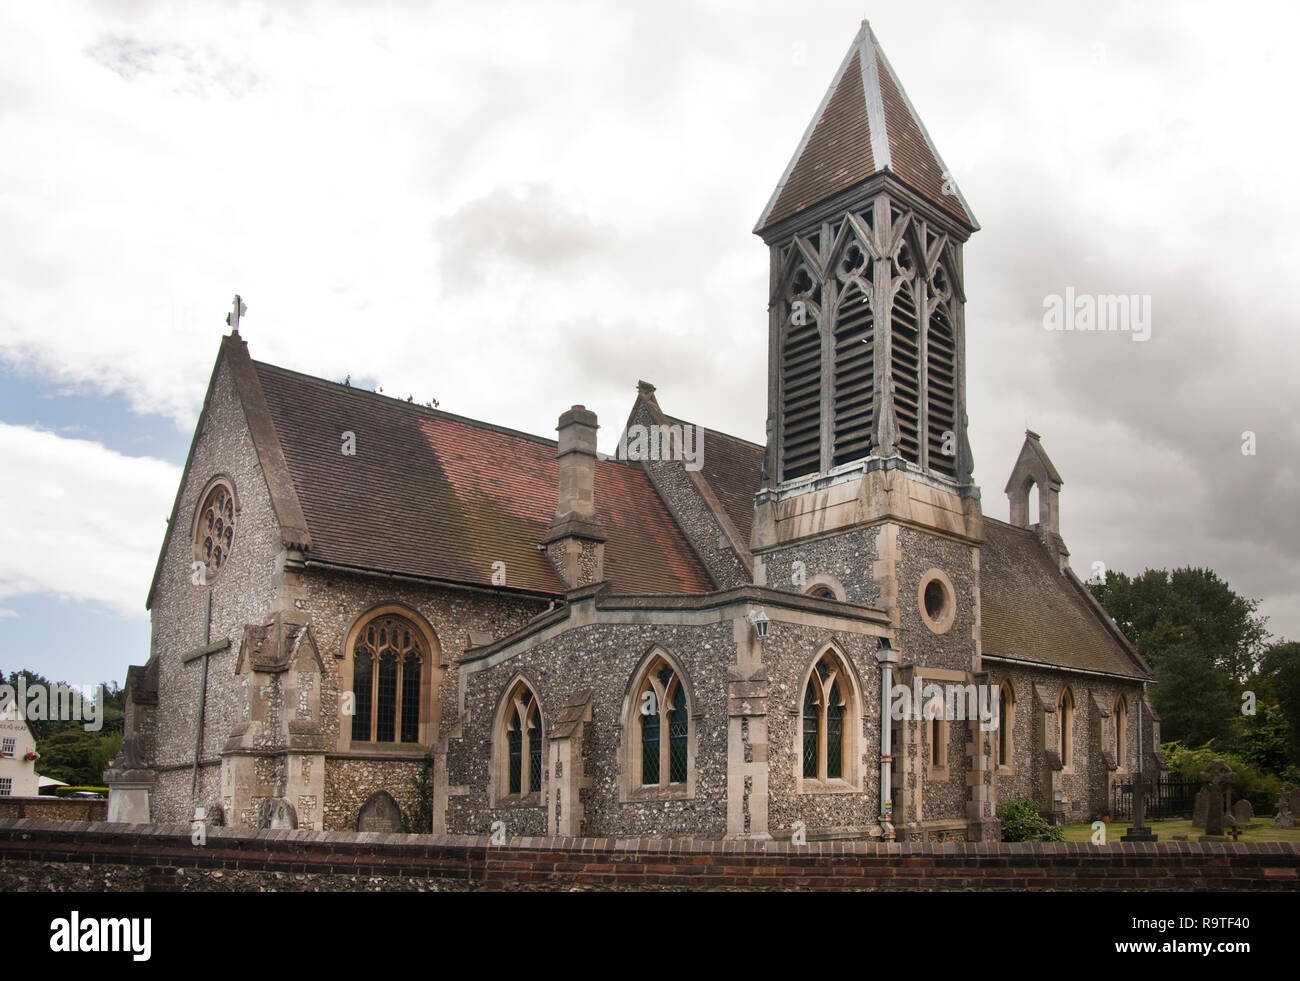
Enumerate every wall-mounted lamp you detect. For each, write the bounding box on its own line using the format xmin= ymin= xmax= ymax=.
xmin=748 ymin=607 xmax=771 ymax=641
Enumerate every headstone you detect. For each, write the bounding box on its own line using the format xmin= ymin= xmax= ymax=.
xmin=1199 ymin=759 xmax=1235 ymax=840
xmin=357 ymin=790 xmax=403 ymax=833
xmin=1231 ymin=798 xmax=1253 ymax=825
xmin=255 ymin=796 xmax=298 ymax=830
xmin=1274 ymin=790 xmax=1296 ymax=829
xmin=1193 ymin=787 xmax=1210 ymax=828
xmin=1121 ymin=769 xmax=1158 ymax=842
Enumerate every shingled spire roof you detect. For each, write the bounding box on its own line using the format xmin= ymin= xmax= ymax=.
xmin=756 ymin=21 xmax=977 ymax=234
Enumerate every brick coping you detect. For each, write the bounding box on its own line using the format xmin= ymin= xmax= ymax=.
xmin=2 ymin=818 xmax=1296 ymax=858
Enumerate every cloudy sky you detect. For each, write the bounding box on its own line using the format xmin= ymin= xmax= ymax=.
xmin=1 ymin=0 xmax=1296 ymax=689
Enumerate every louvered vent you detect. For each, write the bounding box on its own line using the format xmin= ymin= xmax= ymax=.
xmin=927 ymin=299 xmax=957 ymax=477
xmin=890 ymin=246 xmax=921 ymax=465
xmin=780 ymin=268 xmax=822 ymax=481
xmin=832 ymin=281 xmax=874 ymax=467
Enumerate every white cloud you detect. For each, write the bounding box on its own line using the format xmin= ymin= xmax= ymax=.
xmin=0 ymin=0 xmax=1295 ymax=641
xmin=0 ymin=423 xmax=179 ymax=615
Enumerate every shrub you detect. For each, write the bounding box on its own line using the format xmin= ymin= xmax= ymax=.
xmin=997 ymin=794 xmax=1064 ymax=842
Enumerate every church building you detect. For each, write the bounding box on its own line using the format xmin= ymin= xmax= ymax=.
xmin=107 ymin=22 xmax=1159 ymax=842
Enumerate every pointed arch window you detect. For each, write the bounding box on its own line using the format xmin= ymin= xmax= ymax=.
xmin=996 ymin=682 xmax=1016 ymax=770
xmin=800 ymin=651 xmax=856 ymax=784
xmin=499 ymin=681 xmax=544 ymax=798
xmin=925 ymin=280 xmax=958 ymax=479
xmin=350 ymin=614 xmax=424 ymax=744
xmin=889 ymin=241 xmax=922 ymax=466
xmin=1059 ymin=688 xmax=1075 ymax=769
xmin=1114 ymin=696 xmax=1127 ymax=769
xmin=624 ymin=653 xmax=695 ymax=799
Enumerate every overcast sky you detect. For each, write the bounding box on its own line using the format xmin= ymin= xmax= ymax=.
xmin=1 ymin=0 xmax=1296 ymax=688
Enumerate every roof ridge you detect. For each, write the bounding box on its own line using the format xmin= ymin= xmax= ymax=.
xmin=251 ymin=359 xmax=562 ymax=450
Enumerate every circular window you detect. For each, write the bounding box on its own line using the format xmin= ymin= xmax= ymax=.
xmin=193 ymin=479 xmax=237 ymax=581
xmin=917 ymin=569 xmax=956 ymax=635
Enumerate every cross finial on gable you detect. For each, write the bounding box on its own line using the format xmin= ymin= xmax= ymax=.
xmin=226 ymin=294 xmax=247 ymax=334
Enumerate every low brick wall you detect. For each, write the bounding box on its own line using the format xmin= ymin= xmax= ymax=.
xmin=0 ymin=797 xmax=107 ymax=822
xmin=0 ymin=819 xmax=1296 ymax=891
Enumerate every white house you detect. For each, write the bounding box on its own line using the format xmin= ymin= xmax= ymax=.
xmin=0 ymin=699 xmax=39 ymax=798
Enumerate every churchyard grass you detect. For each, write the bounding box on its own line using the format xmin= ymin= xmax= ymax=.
xmin=1059 ymin=818 xmax=1300 ymax=843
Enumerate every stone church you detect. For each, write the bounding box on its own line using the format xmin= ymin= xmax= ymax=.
xmin=107 ymin=22 xmax=1159 ymax=842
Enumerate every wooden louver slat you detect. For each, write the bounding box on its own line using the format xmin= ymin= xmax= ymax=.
xmin=832 ymin=282 xmax=874 ymax=467
xmin=927 ymin=301 xmax=957 ymax=478
xmin=781 ymin=295 xmax=822 ymax=481
xmin=890 ymin=281 xmax=921 ymax=465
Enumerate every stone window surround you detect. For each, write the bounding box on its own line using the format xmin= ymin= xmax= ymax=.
xmin=1113 ymin=694 xmax=1127 ymax=773
xmin=618 ymin=646 xmax=697 ymax=803
xmin=917 ymin=568 xmax=956 ymax=635
xmin=927 ymin=714 xmax=949 ymax=779
xmin=190 ymin=474 xmax=240 ymax=582
xmin=335 ymin=603 xmax=442 ymax=754
xmin=802 ymin=574 xmax=847 ymax=602
xmin=1058 ymin=687 xmax=1075 ymax=774
xmin=794 ymin=642 xmax=864 ymax=794
xmin=489 ymin=674 xmax=547 ymax=809
xmin=995 ymin=681 xmax=1016 ymax=776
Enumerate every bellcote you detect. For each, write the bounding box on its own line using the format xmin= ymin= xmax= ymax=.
xmin=757 ymin=22 xmax=977 ymax=492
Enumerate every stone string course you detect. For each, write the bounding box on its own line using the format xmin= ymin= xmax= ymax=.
xmin=1 ymin=820 xmax=1296 ymax=892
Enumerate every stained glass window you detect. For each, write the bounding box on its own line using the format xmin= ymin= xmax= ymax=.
xmin=352 ymin=650 xmax=372 ymax=742
xmin=351 ymin=614 xmax=424 ymax=744
xmin=500 ymin=682 xmax=543 ymax=797
xmin=668 ymin=684 xmax=688 ymax=784
xmin=194 ymin=481 xmax=237 ymax=580
xmin=802 ymin=652 xmax=852 ymax=783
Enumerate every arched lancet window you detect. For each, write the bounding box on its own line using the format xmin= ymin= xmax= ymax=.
xmin=1114 ymin=695 xmax=1127 ymax=768
xmin=801 ymin=650 xmax=853 ymax=782
xmin=627 ymin=653 xmax=693 ymax=793
xmin=996 ymin=682 xmax=1016 ymax=768
xmin=499 ymin=681 xmax=544 ymax=797
xmin=1059 ymin=687 xmax=1075 ymax=768
xmin=351 ymin=614 xmax=424 ymax=744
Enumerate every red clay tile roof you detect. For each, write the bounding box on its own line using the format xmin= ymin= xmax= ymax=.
xmin=253 ymin=362 xmax=715 ymax=596
xmin=661 ymin=412 xmax=764 ymax=545
xmin=980 ymin=519 xmax=1150 ymax=679
xmin=757 ymin=21 xmax=975 ymax=232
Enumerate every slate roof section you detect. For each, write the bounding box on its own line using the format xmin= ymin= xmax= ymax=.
xmin=980 ymin=519 xmax=1151 ymax=680
xmin=253 ymin=362 xmax=716 ymax=597
xmin=757 ymin=21 xmax=976 ymax=233
xmin=661 ymin=413 xmax=764 ymax=545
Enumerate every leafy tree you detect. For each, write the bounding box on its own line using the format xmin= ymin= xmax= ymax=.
xmin=1088 ymin=567 xmax=1268 ymax=681
xmin=1142 ymin=623 xmax=1238 ymax=747
xmin=1258 ymin=641 xmax=1300 ymax=765
xmin=33 ymin=728 xmax=113 ymax=785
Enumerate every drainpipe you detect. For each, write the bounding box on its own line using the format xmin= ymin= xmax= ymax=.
xmin=876 ymin=637 xmax=899 ymax=841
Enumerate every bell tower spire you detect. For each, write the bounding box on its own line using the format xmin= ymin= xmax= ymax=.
xmin=756 ymin=21 xmax=977 ymax=490
xmin=752 ymin=22 xmax=982 ymax=550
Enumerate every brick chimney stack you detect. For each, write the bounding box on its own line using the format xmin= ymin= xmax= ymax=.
xmin=542 ymin=405 xmax=606 ymax=588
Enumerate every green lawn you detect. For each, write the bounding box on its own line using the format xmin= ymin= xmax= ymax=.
xmin=1058 ymin=817 xmax=1300 ymax=843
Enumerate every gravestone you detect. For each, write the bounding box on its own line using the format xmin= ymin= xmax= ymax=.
xmin=1199 ymin=760 xmax=1235 ymax=840
xmin=1231 ymin=798 xmax=1253 ymax=825
xmin=1192 ymin=787 xmax=1210 ymax=828
xmin=255 ymin=796 xmax=298 ymax=830
xmin=1274 ymin=791 xmax=1295 ymax=829
xmin=357 ymin=790 xmax=403 ymax=833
